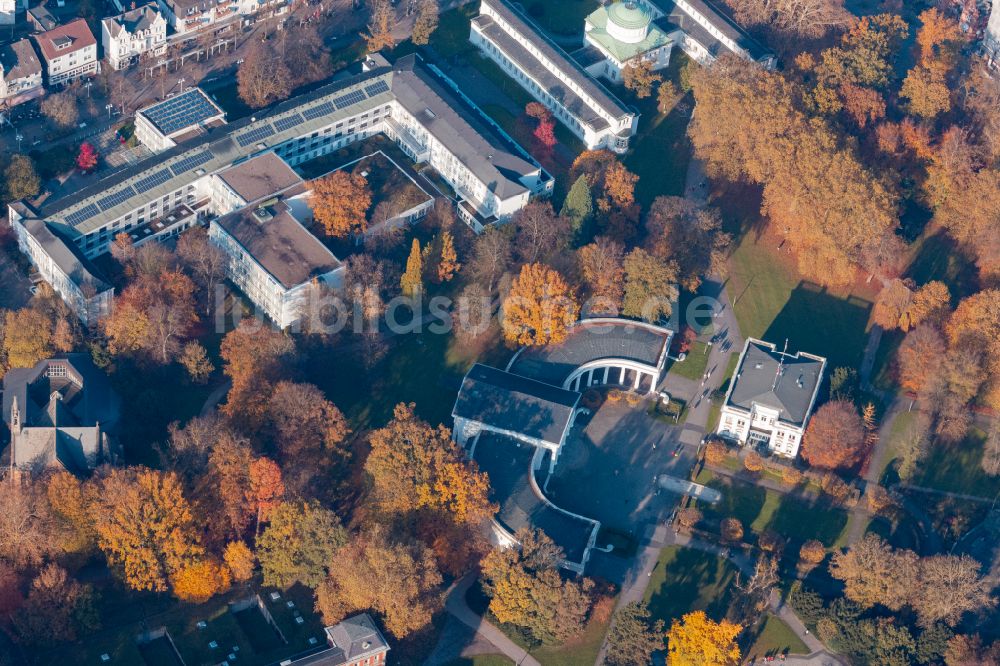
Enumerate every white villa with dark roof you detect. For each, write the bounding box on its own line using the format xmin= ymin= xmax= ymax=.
xmin=8 ymin=54 xmax=551 ymax=324
xmin=451 ymin=318 xmax=672 ymax=573
xmin=716 ymin=338 xmax=826 ymax=458
xmin=101 ymin=3 xmax=168 ymax=71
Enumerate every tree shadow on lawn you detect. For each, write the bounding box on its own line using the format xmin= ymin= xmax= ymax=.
xmin=763 ymin=281 xmax=872 ymax=371
xmin=646 ymin=548 xmax=737 ymax=625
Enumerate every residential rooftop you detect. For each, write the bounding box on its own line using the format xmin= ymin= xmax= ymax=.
xmin=652 ymin=0 xmax=772 ymax=62
xmin=32 ymin=18 xmax=96 ymax=62
xmin=726 ymin=338 xmax=826 ymax=426
xmin=102 ymin=4 xmax=164 ymax=38
xmin=217 ymin=152 xmax=303 ymax=204
xmin=1 ymin=39 xmax=42 ymax=81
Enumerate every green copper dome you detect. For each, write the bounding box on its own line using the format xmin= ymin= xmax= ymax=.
xmin=607 ymin=1 xmax=651 ymax=30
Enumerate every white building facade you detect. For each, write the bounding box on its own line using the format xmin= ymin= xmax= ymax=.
xmin=581 ymin=1 xmax=674 ymax=83
xmin=471 ymin=0 xmax=638 ymax=153
xmin=101 ymin=4 xmax=168 ymax=71
xmin=0 ymin=39 xmax=44 ymax=106
xmin=33 ymin=19 xmax=100 ymax=86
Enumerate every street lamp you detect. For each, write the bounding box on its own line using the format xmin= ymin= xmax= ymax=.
xmin=84 ymin=81 xmax=93 ymax=98
xmin=106 ymin=103 xmax=114 ymax=118
xmin=15 ymin=133 xmax=23 ymax=153
xmin=178 ymin=78 xmax=186 ymax=93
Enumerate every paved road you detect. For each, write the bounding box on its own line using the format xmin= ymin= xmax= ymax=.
xmin=444 ymin=574 xmax=541 ymax=666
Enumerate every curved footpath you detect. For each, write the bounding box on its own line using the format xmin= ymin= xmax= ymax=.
xmin=443 ymin=573 xmax=541 ymax=666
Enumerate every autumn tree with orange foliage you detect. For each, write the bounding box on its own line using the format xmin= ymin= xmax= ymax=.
xmin=220 ymin=320 xmax=296 ymax=427
xmin=502 ymin=263 xmax=578 ymax=346
xmin=172 ymin=559 xmax=231 ymax=603
xmin=946 ymin=290 xmax=1000 ymax=410
xmin=436 ymin=230 xmax=460 ymax=283
xmin=249 ymin=457 xmax=285 ymax=536
xmin=87 ymin=468 xmax=203 ymax=593
xmin=801 ymin=399 xmax=866 ymax=470
xmin=223 ymin=541 xmax=255 ymax=582
xmin=570 ymin=150 xmax=639 ymax=214
xmin=103 ymin=269 xmax=198 ymax=363
xmin=577 ymin=237 xmax=625 ymax=314
xmin=310 ymin=170 xmax=372 ymax=237
xmin=872 ymin=279 xmax=950 ymax=331
xmin=839 ymin=83 xmax=885 ymax=129
xmin=666 ymin=611 xmax=741 ymax=666
xmin=622 ymin=59 xmax=661 ymax=98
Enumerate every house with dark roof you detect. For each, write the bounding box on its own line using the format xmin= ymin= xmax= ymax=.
xmin=471 ymin=0 xmax=638 ymax=153
xmin=2 ymin=354 xmax=121 ymax=475
xmin=32 ymin=18 xmax=99 ymax=86
xmin=716 ymin=338 xmax=826 ymax=458
xmin=284 ymin=614 xmax=389 ymax=666
xmin=101 ymin=3 xmax=168 ymax=71
xmin=0 ymin=38 xmax=44 ymax=106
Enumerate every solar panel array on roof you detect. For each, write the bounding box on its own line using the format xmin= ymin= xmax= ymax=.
xmin=97 ymin=185 xmax=137 ymax=211
xmin=365 ymin=80 xmax=390 ymax=97
xmin=273 ymin=114 xmax=305 ymax=132
xmin=64 ymin=203 xmax=100 ymax=226
xmin=235 ymin=124 xmax=276 ymax=147
xmin=301 ymin=101 xmax=334 ymax=120
xmin=142 ymin=89 xmax=221 ymax=136
xmin=134 ymin=169 xmax=172 ymax=194
xmin=169 ymin=150 xmax=213 ymax=176
xmin=334 ymin=90 xmax=366 ymax=109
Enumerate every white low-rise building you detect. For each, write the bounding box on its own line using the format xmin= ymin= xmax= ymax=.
xmin=102 ymin=3 xmax=168 ymax=71
xmin=33 ymin=18 xmax=99 ymax=86
xmin=716 ymin=338 xmax=826 ymax=458
xmin=0 ymin=39 xmax=44 ymax=106
xmin=134 ymin=87 xmax=227 ymax=152
xmin=471 ymin=0 xmax=638 ymax=153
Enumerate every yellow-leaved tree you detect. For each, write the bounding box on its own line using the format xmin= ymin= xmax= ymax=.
xmin=501 ymin=263 xmax=578 ymax=346
xmin=667 ymin=611 xmax=742 ymax=666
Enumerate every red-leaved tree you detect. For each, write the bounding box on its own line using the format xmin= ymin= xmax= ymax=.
xmin=76 ymin=142 xmax=98 ymax=172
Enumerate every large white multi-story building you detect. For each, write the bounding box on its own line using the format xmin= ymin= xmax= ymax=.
xmin=0 ymin=38 xmax=44 ymax=107
xmin=471 ymin=0 xmax=638 ymax=153
xmin=716 ymin=338 xmax=826 ymax=458
xmin=33 ymin=18 xmax=100 ymax=86
xmin=101 ymin=3 xmax=168 ymax=71
xmin=580 ymin=1 xmax=674 ymax=84
xmin=8 ymin=54 xmax=551 ymax=324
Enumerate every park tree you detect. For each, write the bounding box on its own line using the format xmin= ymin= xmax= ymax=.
xmin=873 ymin=279 xmax=950 ymax=331
xmin=799 ymin=540 xmax=827 ymax=567
xmin=502 ymin=263 xmax=578 ymax=346
xmin=103 ymin=269 xmax=198 ymax=364
xmin=41 ymin=92 xmax=78 ymax=128
xmin=561 ymin=175 xmax=594 ymax=240
xmin=316 ymin=524 xmax=443 ymax=638
xmin=513 ymin=200 xmax=570 ymax=264
xmin=801 ymin=399 xmax=866 ymax=470
xmin=839 ymin=83 xmax=885 ymax=129
xmin=310 ymin=170 xmax=372 ymax=237
xmin=0 ymin=481 xmax=57 ymax=572
xmin=4 ymin=154 xmax=40 ymax=201
xmin=266 ymin=381 xmax=349 ymax=492
xmin=45 ymin=471 xmax=97 ymax=557
xmin=13 ymin=565 xmax=98 ymax=645
xmin=829 ymin=534 xmax=918 ymax=611
xmin=897 ymin=324 xmax=946 ymax=394
xmin=453 ymin=282 xmax=492 ymax=345
xmin=720 ymin=517 xmax=744 ymax=543
xmin=75 ymin=142 xmax=98 ymax=172
xmin=202 ymin=432 xmax=255 ymax=542
xmin=88 ymin=469 xmax=203 ymax=593
xmin=469 ymin=226 xmax=512 ymax=296
xmin=901 ymin=65 xmax=951 ymax=119
xmin=3 ymin=309 xmax=53 ymax=369
xmin=283 ymin=24 xmax=332 ymax=88
xmin=223 ymin=541 xmax=255 ymax=582
xmin=481 ymin=528 xmax=593 ymax=644
xmin=622 ymin=59 xmax=661 ymax=98
xmin=364 ymin=0 xmax=395 ymax=51
xmin=946 ymin=290 xmax=1000 ymax=409
xmin=436 ymin=230 xmax=460 ymax=282
xmin=237 ymin=41 xmax=291 ymax=108
xmin=813 ymin=14 xmax=909 ymax=89
xmin=411 ymin=0 xmax=439 ymax=45
xmin=172 ymin=559 xmax=231 ymax=603
xmin=606 ymin=601 xmax=665 ymax=666
xmin=219 ymin=320 xmax=296 ymax=425
xmin=645 ymin=196 xmax=731 ymax=291
xmin=945 ymin=634 xmax=1000 ymax=666
xmin=401 ymin=238 xmax=424 ymax=297
xmin=248 ymin=457 xmax=285 ymax=536
xmin=570 ymin=150 xmax=638 ymax=213
xmin=657 ymin=80 xmax=680 ymax=114
xmin=176 ymin=226 xmax=227 ymax=315
xmin=914 ymin=555 xmax=996 ymax=627
xmin=179 ymin=341 xmax=213 ymax=384
xmin=526 ymin=102 xmax=557 ymax=149
xmin=721 ymin=0 xmax=849 ymax=39
xmin=256 ymin=501 xmax=346 ymax=589
xmin=675 ymin=507 xmax=702 ymax=531
xmin=915 ymin=7 xmax=963 ymax=68
xmin=983 ymin=421 xmax=1000 ymax=477
xmin=666 ymin=611 xmax=741 ymax=666
xmin=622 ymin=247 xmax=678 ymax=322
xmin=577 ymin=237 xmax=625 ymax=314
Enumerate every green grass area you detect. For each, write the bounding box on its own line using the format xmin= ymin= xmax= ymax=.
xmin=445 ymin=657 xmax=513 ymax=666
xmin=644 ymin=545 xmax=738 ymax=625
xmin=879 ymin=410 xmax=918 ymax=483
xmin=430 ymin=5 xmax=479 ymax=59
xmin=621 ymin=53 xmax=693 ymax=207
xmin=745 ymin=614 xmax=810 ymax=659
xmin=519 ymin=0 xmax=598 ymax=35
xmin=727 ymin=232 xmax=872 ymax=371
xmin=529 ymin=611 xmax=611 ymax=666
xmin=912 ymin=428 xmax=1000 ymax=499
xmin=904 ymin=229 xmax=979 ymax=301
xmin=667 ymin=341 xmax=710 ymax=381
xmin=696 ymin=470 xmax=849 ymax=547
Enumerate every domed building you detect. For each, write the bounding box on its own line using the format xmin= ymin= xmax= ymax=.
xmin=583 ymin=1 xmax=674 ymax=82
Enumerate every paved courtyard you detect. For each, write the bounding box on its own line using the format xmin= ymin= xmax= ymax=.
xmin=543 ymin=400 xmax=698 ymax=538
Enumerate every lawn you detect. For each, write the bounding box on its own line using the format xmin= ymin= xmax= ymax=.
xmin=696 ymin=470 xmax=850 ymax=547
xmin=644 ymin=545 xmax=739 ymax=625
xmin=879 ymin=410 xmax=919 ymax=483
xmin=667 ymin=341 xmax=710 ymax=381
xmin=529 ymin=611 xmax=611 ymax=666
xmin=445 ymin=657 xmax=513 ymax=666
xmin=726 ymin=231 xmax=873 ymax=371
xmin=912 ymin=428 xmax=1000 ymax=499
xmin=744 ymin=614 xmax=810 ymax=660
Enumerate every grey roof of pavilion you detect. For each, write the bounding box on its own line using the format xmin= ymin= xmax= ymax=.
xmin=508 ymin=318 xmax=672 ymax=386
xmin=453 ymin=363 xmax=580 ymax=445
xmin=213 ymin=200 xmax=340 ymax=290
xmin=726 ymin=339 xmax=825 ymax=426
xmin=477 ymin=0 xmax=632 ymax=125
xmin=21 ymin=219 xmax=112 ymax=294
xmin=652 ymin=0 xmax=772 ymax=62
xmin=24 ymin=54 xmax=539 ymax=239
xmin=216 ymin=152 xmax=303 ymax=203
xmin=473 ymin=432 xmax=597 ymax=566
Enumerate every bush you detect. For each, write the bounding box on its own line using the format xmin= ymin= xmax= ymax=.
xmin=721 ymin=517 xmax=744 ymax=543
xmin=624 ymin=391 xmax=643 ymax=406
xmin=780 ymin=465 xmax=803 ymax=486
xmin=676 ymin=507 xmax=703 ymax=530
xmin=821 ymin=474 xmax=851 ymax=503
xmin=607 ymin=389 xmax=625 ymax=404
xmin=799 ymin=539 xmax=826 ymax=565
xmin=757 ymin=529 xmax=785 ymax=554
xmin=704 ymin=440 xmax=728 ymax=465
xmin=816 ymin=617 xmax=840 ymax=644
xmin=789 ymin=586 xmax=826 ymax=625
xmin=581 ymin=389 xmax=602 ymax=410
xmin=743 ymin=451 xmax=764 ymax=473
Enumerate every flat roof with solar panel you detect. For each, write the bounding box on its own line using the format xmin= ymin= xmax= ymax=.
xmin=137 ymin=88 xmax=226 ymax=138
